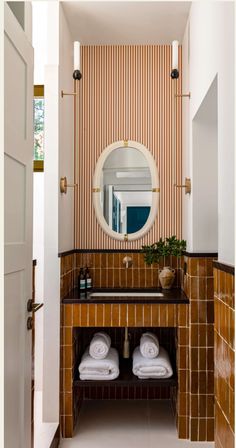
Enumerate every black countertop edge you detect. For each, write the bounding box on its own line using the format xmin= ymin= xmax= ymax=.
xmin=213 ymin=260 xmax=235 ymax=276
xmin=58 ymin=249 xmax=76 ymax=257
xmin=183 ymin=251 xmax=218 ymax=258
xmin=59 ymin=249 xmax=219 ymax=258
xmin=62 ymin=287 xmax=189 ymax=305
xmin=58 ymin=249 xmax=143 ymax=257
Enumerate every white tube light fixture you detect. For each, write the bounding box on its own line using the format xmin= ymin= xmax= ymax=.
xmin=171 ymin=40 xmax=179 ymax=79
xmin=74 ymin=41 xmax=80 ymax=71
xmin=73 ymin=41 xmax=82 ymax=80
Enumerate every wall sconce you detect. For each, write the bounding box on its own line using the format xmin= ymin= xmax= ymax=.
xmin=60 ymin=176 xmax=78 ymax=194
xmin=175 ymin=177 xmax=191 ymax=194
xmin=171 ymin=40 xmax=179 ymax=79
xmin=171 ymin=40 xmax=191 ymax=198
xmin=61 ymin=41 xmax=82 ymax=248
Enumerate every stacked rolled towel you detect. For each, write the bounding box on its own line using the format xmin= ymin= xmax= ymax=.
xmin=140 ymin=332 xmax=160 ymax=359
xmin=89 ymin=332 xmax=111 ymax=359
xmin=79 ymin=332 xmax=119 ymax=380
xmin=133 ymin=332 xmax=173 ymax=379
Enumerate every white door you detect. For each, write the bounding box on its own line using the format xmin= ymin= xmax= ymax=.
xmin=4 ymin=4 xmax=34 ymax=448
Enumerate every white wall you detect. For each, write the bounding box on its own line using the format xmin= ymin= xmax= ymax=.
xmin=42 ymin=1 xmax=75 ymax=422
xmin=0 ymin=0 xmax=4 ymax=445
xmin=32 ymin=1 xmax=47 ymax=85
xmin=33 ymin=174 xmax=44 ymax=392
xmin=182 ymin=1 xmax=234 ymax=265
xmin=59 ymin=4 xmax=74 ymax=252
xmin=192 ymin=77 xmax=218 ymax=252
xmin=43 ymin=2 xmax=60 ymax=422
xmin=32 ymin=1 xmax=47 ymax=394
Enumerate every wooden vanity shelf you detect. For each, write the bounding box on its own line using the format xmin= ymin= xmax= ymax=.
xmin=74 ymin=358 xmax=177 ymax=388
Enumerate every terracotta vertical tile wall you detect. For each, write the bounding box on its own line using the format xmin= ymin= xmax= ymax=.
xmin=77 ymin=45 xmax=182 ymax=249
xmin=183 ymin=256 xmax=215 ymax=442
xmin=214 ymin=265 xmax=235 ymax=448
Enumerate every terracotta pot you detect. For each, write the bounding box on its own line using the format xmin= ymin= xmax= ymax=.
xmin=158 ymin=266 xmax=175 ymax=289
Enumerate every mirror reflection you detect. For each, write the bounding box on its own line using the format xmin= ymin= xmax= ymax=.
xmin=101 ymin=146 xmax=152 ymax=234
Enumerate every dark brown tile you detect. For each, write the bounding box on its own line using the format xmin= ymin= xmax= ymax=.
xmin=64 ymin=416 xmax=73 ymax=437
xmin=94 ymin=253 xmax=101 ymax=268
xmin=88 ymin=304 xmax=96 ymax=326
xmin=198 ymin=418 xmax=207 ymax=441
xmin=107 ymin=269 xmax=114 ymax=288
xmin=120 ymin=269 xmax=127 ymax=288
xmin=190 ymin=417 xmax=198 ymax=441
xmin=190 ymin=371 xmax=198 ymax=394
xmin=127 ymin=304 xmax=135 ymax=327
xmin=178 ymin=416 xmax=189 ymax=439
xmin=100 ymin=269 xmax=108 ymax=288
xmin=139 ymin=269 xmax=146 ymax=288
xmin=113 ymin=269 xmax=120 ymax=287
xmin=93 ymin=269 xmax=101 ymax=287
xmin=107 ymin=253 xmax=114 ymax=268
xmin=206 ymin=418 xmax=215 ymax=441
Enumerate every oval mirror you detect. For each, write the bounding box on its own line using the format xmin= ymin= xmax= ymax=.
xmin=93 ymin=140 xmax=159 ymax=241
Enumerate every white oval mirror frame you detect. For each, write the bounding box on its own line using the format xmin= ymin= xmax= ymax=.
xmin=93 ymin=140 xmax=160 ymax=241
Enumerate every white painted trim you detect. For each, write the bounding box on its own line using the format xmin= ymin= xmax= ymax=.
xmin=93 ymin=140 xmax=159 ymax=241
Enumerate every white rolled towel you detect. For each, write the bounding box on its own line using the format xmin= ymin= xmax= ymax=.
xmin=140 ymin=332 xmax=159 ymax=359
xmin=132 ymin=346 xmax=173 ymax=379
xmin=89 ymin=332 xmax=111 ymax=360
xmin=79 ymin=347 xmax=119 ymax=380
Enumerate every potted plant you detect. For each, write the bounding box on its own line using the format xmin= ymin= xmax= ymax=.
xmin=141 ymin=236 xmax=186 ymax=289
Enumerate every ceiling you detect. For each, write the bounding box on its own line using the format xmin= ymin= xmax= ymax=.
xmin=62 ymin=1 xmax=191 ymax=45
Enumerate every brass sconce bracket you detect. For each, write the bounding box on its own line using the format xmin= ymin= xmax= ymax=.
xmin=61 ymin=90 xmax=77 ymax=98
xmin=175 ymin=93 xmax=191 ymax=99
xmin=175 ymin=177 xmax=191 ymax=194
xmin=60 ymin=176 xmax=78 ymax=194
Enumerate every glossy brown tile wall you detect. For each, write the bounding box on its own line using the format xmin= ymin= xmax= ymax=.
xmin=75 ymin=252 xmax=183 ymax=290
xmin=176 ymin=305 xmax=189 ymax=439
xmin=183 ymin=256 xmax=215 ymax=442
xmin=214 ymin=267 xmax=235 ymax=448
xmin=60 ymin=254 xmax=77 ymax=300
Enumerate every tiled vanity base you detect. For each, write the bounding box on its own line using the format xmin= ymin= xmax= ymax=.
xmin=60 ymin=251 xmax=216 ymax=441
xmin=60 ymin=302 xmax=188 ymax=438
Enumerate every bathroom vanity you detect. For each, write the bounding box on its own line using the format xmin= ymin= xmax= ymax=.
xmin=60 ymin=287 xmax=189 ymax=437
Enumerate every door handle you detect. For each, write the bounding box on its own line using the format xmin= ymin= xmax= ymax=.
xmin=27 ymin=299 xmax=44 ymax=313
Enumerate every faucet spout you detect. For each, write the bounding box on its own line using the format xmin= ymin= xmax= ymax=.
xmin=122 ymin=256 xmax=133 ymax=269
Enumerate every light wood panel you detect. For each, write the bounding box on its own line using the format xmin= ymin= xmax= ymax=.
xmin=77 ymin=45 xmax=182 ymax=249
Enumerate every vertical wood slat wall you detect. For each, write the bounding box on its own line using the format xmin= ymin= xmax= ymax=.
xmin=77 ymin=45 xmax=182 ymax=249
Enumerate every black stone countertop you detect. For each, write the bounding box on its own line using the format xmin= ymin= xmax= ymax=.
xmin=62 ymin=287 xmax=189 ymax=304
